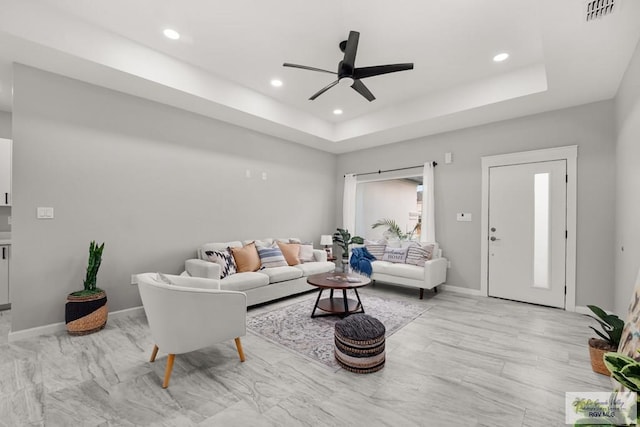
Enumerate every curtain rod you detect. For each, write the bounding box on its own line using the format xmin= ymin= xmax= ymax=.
xmin=344 ymin=161 xmax=437 ymax=178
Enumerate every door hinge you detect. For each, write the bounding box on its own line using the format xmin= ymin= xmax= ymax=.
xmin=566 ymin=174 xmax=568 ymax=183
xmin=564 ymin=286 xmax=567 ymax=295
xmin=565 ymin=230 xmax=568 ymax=239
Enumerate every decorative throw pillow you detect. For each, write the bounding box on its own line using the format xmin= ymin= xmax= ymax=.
xmin=364 ymin=239 xmax=386 ymax=260
xmin=257 ymin=245 xmax=288 ymax=268
xmin=382 ymin=247 xmax=409 ymax=264
xmin=230 ymin=242 xmax=261 ymax=272
xmin=205 ymin=248 xmax=237 ymax=279
xmin=406 ymin=243 xmax=435 ymax=266
xmin=277 ymin=241 xmax=301 ymax=266
xmin=299 ymin=243 xmax=315 ymax=263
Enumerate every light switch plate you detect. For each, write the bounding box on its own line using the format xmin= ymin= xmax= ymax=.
xmin=37 ymin=207 xmax=54 ymax=219
xmin=456 ymin=213 xmax=472 ymax=222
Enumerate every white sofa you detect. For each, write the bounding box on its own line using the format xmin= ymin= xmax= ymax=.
xmin=183 ymin=238 xmax=335 ymax=306
xmin=369 ymin=242 xmax=448 ymax=299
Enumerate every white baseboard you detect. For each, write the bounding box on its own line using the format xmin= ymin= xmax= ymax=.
xmin=8 ymin=305 xmax=145 ymax=343
xmin=440 ymin=284 xmax=484 ymax=296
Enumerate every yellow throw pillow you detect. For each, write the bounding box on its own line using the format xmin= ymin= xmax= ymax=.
xmin=231 ymin=242 xmax=261 ymax=272
xmin=277 ymin=242 xmax=301 ymax=266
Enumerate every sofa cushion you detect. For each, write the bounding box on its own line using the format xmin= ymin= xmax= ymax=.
xmin=231 ymin=242 xmax=261 ymax=272
xmin=299 ymin=243 xmax=315 ymax=263
xmin=364 ymin=239 xmax=386 ymax=260
xmin=220 ymin=272 xmax=269 ymax=292
xmin=294 ymin=261 xmax=336 ymax=276
xmin=243 ymin=238 xmax=274 ymax=248
xmin=260 ymin=266 xmax=303 ymax=283
xmin=372 ymin=261 xmax=424 ymax=281
xmin=204 ymin=249 xmax=237 ymax=278
xmin=257 ymin=245 xmax=288 ymax=268
xmin=277 ymin=241 xmax=301 ymax=266
xmin=406 ymin=243 xmax=435 ymax=266
xmin=199 ymin=241 xmax=242 ymax=260
xmin=382 ymin=247 xmax=409 ymax=263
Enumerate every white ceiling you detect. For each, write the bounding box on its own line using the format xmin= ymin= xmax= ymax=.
xmin=0 ymin=0 xmax=638 ymax=153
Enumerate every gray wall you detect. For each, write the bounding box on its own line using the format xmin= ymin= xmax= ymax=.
xmin=337 ymin=101 xmax=616 ymax=308
xmin=615 ymin=39 xmax=640 ymax=315
xmin=0 ymin=110 xmax=11 ymax=232
xmin=11 ymin=65 xmax=337 ymax=331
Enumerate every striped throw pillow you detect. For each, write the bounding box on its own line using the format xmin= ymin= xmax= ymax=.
xmin=364 ymin=240 xmax=386 ymax=260
xmin=406 ymin=243 xmax=435 ymax=266
xmin=205 ymin=249 xmax=237 ymax=279
xmin=257 ymin=245 xmax=288 ymax=268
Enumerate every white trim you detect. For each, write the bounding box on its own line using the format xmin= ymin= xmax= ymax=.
xmin=440 ymin=285 xmax=484 ymax=296
xmin=8 ymin=305 xmax=145 ymax=342
xmin=480 ymin=145 xmax=577 ymax=311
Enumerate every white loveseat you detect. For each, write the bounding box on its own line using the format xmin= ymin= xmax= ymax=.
xmin=183 ymin=238 xmax=335 ymax=306
xmin=368 ymin=242 xmax=448 ymax=299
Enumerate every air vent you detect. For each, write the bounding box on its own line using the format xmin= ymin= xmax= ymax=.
xmin=585 ymin=0 xmax=616 ymax=21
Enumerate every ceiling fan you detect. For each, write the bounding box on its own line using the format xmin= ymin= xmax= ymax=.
xmin=283 ymin=31 xmax=414 ymax=102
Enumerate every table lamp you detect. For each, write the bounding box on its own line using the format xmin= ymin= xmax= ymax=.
xmin=320 ymin=235 xmax=333 ymax=257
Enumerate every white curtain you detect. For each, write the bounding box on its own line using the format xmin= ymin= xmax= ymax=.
xmin=343 ymin=174 xmax=357 ymax=233
xmin=421 ymin=162 xmax=436 ymax=242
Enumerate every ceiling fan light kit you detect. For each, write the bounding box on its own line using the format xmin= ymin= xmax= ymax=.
xmin=283 ymin=31 xmax=414 ymax=102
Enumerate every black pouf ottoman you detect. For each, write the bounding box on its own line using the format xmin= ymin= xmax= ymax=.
xmin=334 ymin=313 xmax=386 ymax=373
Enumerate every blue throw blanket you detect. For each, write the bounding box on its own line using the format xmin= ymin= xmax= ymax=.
xmin=350 ymin=247 xmax=376 ymax=276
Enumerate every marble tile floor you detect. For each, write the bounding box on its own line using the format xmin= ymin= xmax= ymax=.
xmin=0 ymin=284 xmax=612 ymax=426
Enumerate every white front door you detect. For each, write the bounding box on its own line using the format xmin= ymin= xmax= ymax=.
xmin=488 ymin=160 xmax=567 ymax=308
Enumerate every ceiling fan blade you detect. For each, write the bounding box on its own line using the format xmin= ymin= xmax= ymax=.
xmin=353 ymin=63 xmax=414 ymax=80
xmin=342 ymin=31 xmax=360 ymax=71
xmin=309 ymin=79 xmax=340 ymax=100
xmin=283 ymin=63 xmax=337 ymax=75
xmin=351 ymin=79 xmax=375 ymax=102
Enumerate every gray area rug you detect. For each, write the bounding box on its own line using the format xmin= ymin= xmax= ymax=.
xmin=247 ymin=292 xmax=429 ymax=370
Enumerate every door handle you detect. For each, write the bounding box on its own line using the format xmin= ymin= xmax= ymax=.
xmin=490 ymin=236 xmax=500 ymax=241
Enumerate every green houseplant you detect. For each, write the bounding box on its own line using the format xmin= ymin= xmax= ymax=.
xmin=332 ymin=228 xmax=364 ymax=260
xmin=586 ymin=304 xmax=624 ymax=376
xmin=371 ymin=218 xmax=419 ymax=241
xmin=65 ymin=241 xmax=108 ymax=335
xmin=569 ymin=353 xmax=640 ymax=426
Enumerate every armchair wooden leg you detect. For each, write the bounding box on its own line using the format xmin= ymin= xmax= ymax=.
xmin=234 ymin=337 xmax=246 ymax=362
xmin=162 ymin=354 xmax=175 ymax=389
xmin=150 ymin=344 xmax=159 ymax=363
xmin=419 ymin=288 xmax=424 ymax=299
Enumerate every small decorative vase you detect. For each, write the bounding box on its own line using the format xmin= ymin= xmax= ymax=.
xmin=65 ymin=290 xmax=108 ymax=335
xmin=341 ymin=258 xmax=350 ymax=274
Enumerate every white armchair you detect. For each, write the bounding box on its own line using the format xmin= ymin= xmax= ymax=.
xmin=137 ymin=273 xmax=247 ymax=388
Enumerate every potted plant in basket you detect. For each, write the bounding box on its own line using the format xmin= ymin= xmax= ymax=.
xmin=65 ymin=241 xmax=108 ymax=335
xmin=332 ymin=228 xmax=364 ymax=267
xmin=586 ymin=304 xmax=624 ymax=376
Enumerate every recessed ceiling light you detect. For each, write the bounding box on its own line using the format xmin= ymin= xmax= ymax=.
xmin=333 ymin=109 xmax=343 ymax=115
xmin=163 ymin=28 xmax=180 ymax=40
xmin=493 ymin=52 xmax=509 ymax=62
xmin=270 ymin=79 xmax=283 ymax=87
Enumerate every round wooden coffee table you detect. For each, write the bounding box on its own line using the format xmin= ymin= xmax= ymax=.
xmin=307 ymin=272 xmax=371 ymax=318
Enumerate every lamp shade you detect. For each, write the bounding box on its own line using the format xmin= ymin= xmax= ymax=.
xmin=320 ymin=235 xmax=333 ymax=246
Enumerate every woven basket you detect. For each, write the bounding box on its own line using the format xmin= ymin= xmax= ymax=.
xmin=588 ymin=338 xmax=613 ymax=376
xmin=65 ymin=290 xmax=108 ymax=335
